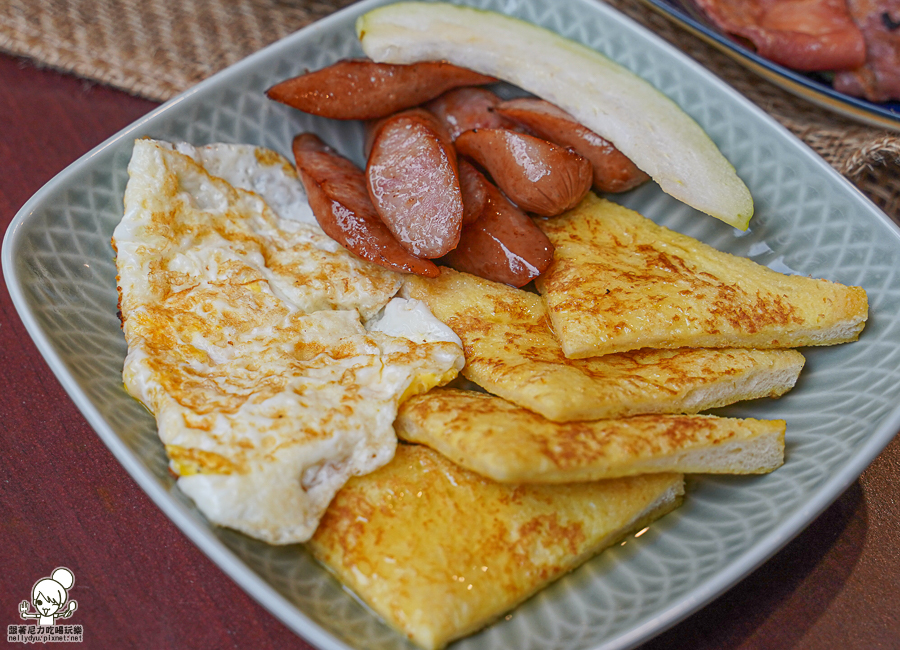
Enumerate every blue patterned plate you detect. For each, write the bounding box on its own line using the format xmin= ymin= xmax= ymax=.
xmin=637 ymin=0 xmax=900 ymax=132
xmin=4 ymin=0 xmax=900 ymax=649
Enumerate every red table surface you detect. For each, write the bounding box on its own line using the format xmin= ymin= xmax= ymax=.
xmin=2 ymin=52 xmax=899 ymax=650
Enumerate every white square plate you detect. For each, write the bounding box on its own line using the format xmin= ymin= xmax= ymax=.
xmin=5 ymin=1 xmax=900 ymax=649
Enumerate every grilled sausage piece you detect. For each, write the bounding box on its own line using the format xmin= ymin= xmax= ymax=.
xmin=425 ymin=87 xmax=510 ymax=140
xmin=495 ymin=98 xmax=650 ymax=193
xmin=267 ymin=59 xmax=497 ymax=120
xmin=454 ymin=128 xmax=592 ymax=217
xmin=457 ymin=159 xmax=489 ymax=224
xmin=362 ymin=117 xmax=386 ymax=160
xmin=292 ymin=133 xmax=439 ymax=278
xmin=442 ymin=180 xmax=554 ymax=287
xmin=366 ymin=109 xmax=464 ymax=259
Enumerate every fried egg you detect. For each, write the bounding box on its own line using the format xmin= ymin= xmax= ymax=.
xmin=113 ymin=139 xmax=464 ymax=543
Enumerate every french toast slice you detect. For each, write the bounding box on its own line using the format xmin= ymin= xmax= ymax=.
xmin=402 ymin=269 xmax=805 ymax=422
xmin=396 ymin=388 xmax=785 ymax=483
xmin=535 ymin=194 xmax=868 ymax=358
xmin=309 ymin=443 xmax=683 ymax=650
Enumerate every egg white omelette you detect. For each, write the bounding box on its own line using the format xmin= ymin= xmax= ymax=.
xmin=113 ymin=139 xmax=464 ymax=544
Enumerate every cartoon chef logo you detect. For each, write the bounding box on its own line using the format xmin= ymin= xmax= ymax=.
xmin=18 ymin=567 xmax=78 ymax=626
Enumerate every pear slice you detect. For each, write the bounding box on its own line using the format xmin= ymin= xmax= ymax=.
xmin=356 ymin=2 xmax=754 ymax=229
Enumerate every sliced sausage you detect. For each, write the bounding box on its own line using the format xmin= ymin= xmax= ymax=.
xmin=292 ymin=133 xmax=439 ymax=278
xmin=366 ymin=109 xmax=464 ymax=259
xmin=267 ymin=59 xmax=497 ymax=120
xmin=425 ymin=87 xmax=510 ymax=140
xmin=494 ymin=98 xmax=649 ymax=193
xmin=363 ymin=117 xmax=385 ymax=160
xmin=457 ymin=159 xmax=489 ymax=224
xmin=442 ymin=180 xmax=554 ymax=287
xmin=455 ymin=127 xmax=593 ymax=217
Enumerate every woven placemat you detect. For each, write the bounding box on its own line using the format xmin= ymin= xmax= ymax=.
xmin=2 ymin=0 xmax=899 ymax=221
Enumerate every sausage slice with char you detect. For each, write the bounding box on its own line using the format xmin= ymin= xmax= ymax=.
xmin=425 ymin=87 xmax=511 ymax=140
xmin=268 ymin=60 xmax=497 ymax=120
xmin=366 ymin=109 xmax=465 ymax=259
xmin=292 ymin=133 xmax=439 ymax=277
xmin=455 ymin=127 xmax=592 ymax=217
xmin=495 ymin=98 xmax=650 ymax=193
xmin=443 ymin=179 xmax=554 ymax=287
